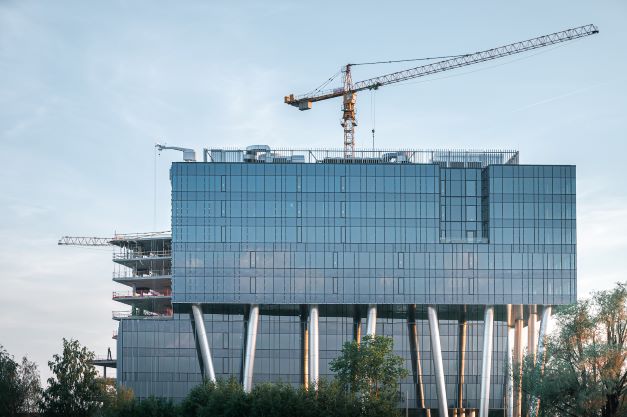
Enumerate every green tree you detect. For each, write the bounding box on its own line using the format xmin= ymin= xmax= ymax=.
xmin=330 ymin=334 xmax=407 ymax=405
xmin=0 ymin=345 xmax=26 ymax=417
xmin=181 ymin=378 xmax=249 ymax=417
xmin=519 ymin=282 xmax=627 ymax=417
xmin=18 ymin=356 xmax=43 ymax=415
xmin=41 ymin=338 xmax=105 ymax=417
xmin=97 ymin=381 xmax=134 ymax=416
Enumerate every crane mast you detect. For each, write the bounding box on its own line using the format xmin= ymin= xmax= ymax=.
xmin=341 ymin=65 xmax=356 ymax=157
xmin=284 ymin=24 xmax=599 ymax=156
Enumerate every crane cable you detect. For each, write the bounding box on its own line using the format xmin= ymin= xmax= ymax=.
xmin=350 ymin=53 xmax=470 ymax=67
xmin=370 ymin=89 xmax=376 ymax=151
xmin=306 ymin=70 xmax=342 ymax=97
xmin=154 ymin=144 xmax=158 ymax=231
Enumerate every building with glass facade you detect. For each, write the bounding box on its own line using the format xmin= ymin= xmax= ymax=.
xmin=112 ymin=147 xmax=576 ymax=417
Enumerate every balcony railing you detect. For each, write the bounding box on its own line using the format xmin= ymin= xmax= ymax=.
xmin=112 ymin=250 xmax=171 ymax=260
xmin=112 ymin=289 xmax=171 ymax=299
xmin=112 ymin=310 xmax=160 ymax=320
xmin=112 ymin=270 xmax=172 ymax=279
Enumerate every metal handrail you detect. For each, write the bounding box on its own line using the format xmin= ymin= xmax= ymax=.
xmin=112 ymin=271 xmax=172 ymax=279
xmin=112 ymin=310 xmax=159 ymax=319
xmin=112 ymin=290 xmax=171 ymax=298
xmin=206 ymin=147 xmax=520 ymax=167
xmin=112 ymin=250 xmax=171 ymax=260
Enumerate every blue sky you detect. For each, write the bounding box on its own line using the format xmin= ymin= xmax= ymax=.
xmin=1 ymin=1 xmax=626 ymax=381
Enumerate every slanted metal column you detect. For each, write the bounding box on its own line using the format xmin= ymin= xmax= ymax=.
xmin=427 ymin=305 xmax=448 ymax=417
xmin=479 ymin=306 xmax=494 ymax=417
xmin=528 ymin=305 xmax=538 ymax=363
xmin=408 ymin=305 xmax=430 ymax=417
xmin=513 ymin=306 xmax=524 ymax=417
xmin=191 ymin=304 xmax=216 ymax=382
xmin=457 ymin=308 xmax=467 ymax=415
xmin=300 ymin=306 xmax=309 ymax=389
xmin=529 ymin=306 xmax=552 ymax=417
xmin=366 ymin=304 xmax=377 ymax=336
xmin=242 ymin=304 xmax=260 ymax=393
xmin=309 ymin=304 xmax=319 ymax=387
xmin=506 ymin=305 xmax=515 ymax=417
xmin=353 ymin=305 xmax=362 ymax=343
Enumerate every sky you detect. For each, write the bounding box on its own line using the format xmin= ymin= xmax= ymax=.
xmin=1 ymin=1 xmax=626 ymax=383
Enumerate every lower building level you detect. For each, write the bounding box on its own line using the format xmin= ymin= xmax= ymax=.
xmin=116 ymin=303 xmax=548 ymax=417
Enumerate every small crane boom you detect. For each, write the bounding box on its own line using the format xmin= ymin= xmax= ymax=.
xmin=155 ymin=144 xmax=196 ymax=162
xmin=58 ymin=236 xmax=112 ymax=246
xmin=284 ymin=24 xmax=599 ymax=157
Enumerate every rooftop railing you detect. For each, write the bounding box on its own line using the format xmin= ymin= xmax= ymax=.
xmin=206 ymin=147 xmax=519 ymax=167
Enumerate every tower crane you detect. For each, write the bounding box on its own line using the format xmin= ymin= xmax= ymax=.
xmin=284 ymin=24 xmax=598 ymax=157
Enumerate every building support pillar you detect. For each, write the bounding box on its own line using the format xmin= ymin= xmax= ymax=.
xmin=191 ymin=304 xmax=216 ymax=382
xmin=353 ymin=305 xmax=362 ymax=343
xmin=366 ymin=304 xmax=377 ymax=336
xmin=529 ymin=306 xmax=552 ymax=417
xmin=479 ymin=306 xmax=494 ymax=417
xmin=408 ymin=305 xmax=430 ymax=417
xmin=506 ymin=305 xmax=515 ymax=417
xmin=528 ymin=305 xmax=538 ymax=363
xmin=243 ymin=304 xmax=260 ymax=393
xmin=457 ymin=307 xmax=467 ymax=415
xmin=427 ymin=305 xmax=448 ymax=417
xmin=309 ymin=304 xmax=319 ymax=387
xmin=513 ymin=306 xmax=524 ymax=417
xmin=300 ymin=306 xmax=309 ymax=389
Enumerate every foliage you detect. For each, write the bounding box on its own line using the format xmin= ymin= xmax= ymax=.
xmin=0 ymin=345 xmax=42 ymax=417
xmin=519 ymin=282 xmax=627 ymax=417
xmin=0 ymin=345 xmax=25 ymax=417
xmin=41 ymin=338 xmax=105 ymax=417
xmin=180 ymin=378 xmax=250 ymax=417
xmin=330 ymin=334 xmax=408 ymax=402
xmin=97 ymin=379 xmax=134 ymax=416
xmin=99 ymin=396 xmax=179 ymax=417
xmin=18 ymin=356 xmax=43 ymax=414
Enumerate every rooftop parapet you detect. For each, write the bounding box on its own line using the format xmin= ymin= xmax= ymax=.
xmin=204 ymin=147 xmax=519 ymax=167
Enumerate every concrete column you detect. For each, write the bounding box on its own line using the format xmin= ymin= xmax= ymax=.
xmin=309 ymin=305 xmax=319 ymax=387
xmin=243 ymin=304 xmax=259 ymax=393
xmin=513 ymin=306 xmax=524 ymax=417
xmin=529 ymin=306 xmax=552 ymax=417
xmin=366 ymin=304 xmax=377 ymax=336
xmin=427 ymin=305 xmax=448 ymax=417
xmin=191 ymin=304 xmax=216 ymax=382
xmin=506 ymin=306 xmax=515 ymax=417
xmin=457 ymin=309 xmax=467 ymax=414
xmin=408 ymin=305 xmax=430 ymax=417
xmin=528 ymin=305 xmax=538 ymax=363
xmin=479 ymin=306 xmax=494 ymax=417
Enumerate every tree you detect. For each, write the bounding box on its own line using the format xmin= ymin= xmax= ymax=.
xmin=519 ymin=282 xmax=627 ymax=417
xmin=180 ymin=378 xmax=250 ymax=417
xmin=18 ymin=356 xmax=42 ymax=415
xmin=0 ymin=345 xmax=26 ymax=417
xmin=41 ymin=338 xmax=105 ymax=417
xmin=330 ymin=334 xmax=407 ymax=403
